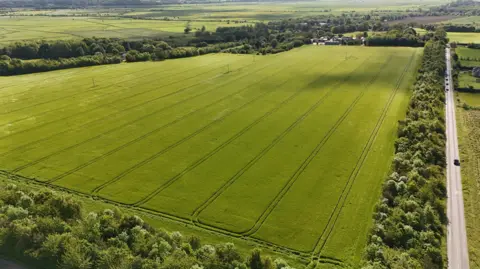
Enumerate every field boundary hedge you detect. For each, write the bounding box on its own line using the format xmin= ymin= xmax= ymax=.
xmin=363 ymin=30 xmax=447 ymax=268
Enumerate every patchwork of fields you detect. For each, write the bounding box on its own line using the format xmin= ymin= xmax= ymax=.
xmin=0 ymin=16 xmax=248 ymax=43
xmin=0 ymin=46 xmax=420 ymax=266
xmin=444 ymin=16 xmax=480 ymax=25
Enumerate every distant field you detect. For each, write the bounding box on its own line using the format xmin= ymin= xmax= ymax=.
xmin=448 ymin=32 xmax=480 ymax=43
xmin=0 ymin=46 xmax=419 ymax=267
xmin=456 ymin=47 xmax=480 ymax=67
xmin=459 ymin=72 xmax=480 ymax=89
xmin=0 ymin=16 xmax=249 ymax=43
xmin=456 ymin=47 xmax=480 ymax=59
xmin=4 ymin=0 xmax=450 ymax=20
xmin=387 ymin=15 xmax=454 ymax=24
xmin=444 ymin=16 xmax=480 ymax=25
xmin=459 ymin=92 xmax=480 ymax=106
xmin=0 ymin=0 xmax=453 ymax=44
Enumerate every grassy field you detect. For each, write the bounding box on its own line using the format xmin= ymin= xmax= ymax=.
xmin=459 ymin=72 xmax=480 ymax=89
xmin=456 ymin=47 xmax=480 ymax=59
xmin=4 ymin=0 xmax=450 ymax=18
xmin=0 ymin=16 xmax=250 ymax=43
xmin=456 ymin=92 xmax=480 ymax=268
xmin=448 ymin=32 xmax=480 ymax=43
xmin=459 ymin=92 xmax=480 ymax=106
xmin=0 ymin=45 xmax=420 ymax=267
xmin=445 ymin=16 xmax=480 ymax=25
xmin=456 ymin=47 xmax=480 ymax=68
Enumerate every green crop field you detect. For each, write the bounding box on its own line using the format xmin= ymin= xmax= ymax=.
xmin=459 ymin=72 xmax=480 ymax=89
xmin=0 ymin=16 xmax=249 ymax=43
xmin=0 ymin=45 xmax=420 ymax=267
xmin=459 ymin=92 xmax=480 ymax=106
xmin=455 ymin=47 xmax=480 ymax=68
xmin=444 ymin=16 xmax=480 ymax=25
xmin=448 ymin=32 xmax=480 ymax=43
xmin=456 ymin=47 xmax=480 ymax=58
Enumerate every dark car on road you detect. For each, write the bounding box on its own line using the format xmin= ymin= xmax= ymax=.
xmin=454 ymin=159 xmax=460 ymax=166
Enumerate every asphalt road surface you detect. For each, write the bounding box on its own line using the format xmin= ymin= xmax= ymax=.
xmin=446 ymin=47 xmax=470 ymax=269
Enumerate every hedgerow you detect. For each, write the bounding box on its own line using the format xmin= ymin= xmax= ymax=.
xmin=363 ymin=29 xmax=448 ymax=269
xmin=0 ymin=181 xmax=296 ymax=269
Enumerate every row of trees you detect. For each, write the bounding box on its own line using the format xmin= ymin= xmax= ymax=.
xmin=366 ymin=27 xmax=429 ymax=47
xmin=0 ymin=181 xmax=296 ymax=269
xmin=443 ymin=25 xmax=478 ymax=33
xmin=0 ymin=38 xmax=174 ymax=60
xmin=363 ymin=29 xmax=448 ymax=269
xmin=425 ymin=24 xmax=479 ymax=33
xmin=0 ymin=54 xmax=122 ymax=75
xmin=0 ymin=38 xmax=245 ymax=75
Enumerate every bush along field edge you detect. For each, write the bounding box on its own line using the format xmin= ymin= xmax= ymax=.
xmin=0 ymin=177 xmax=303 ymax=269
xmin=362 ymin=29 xmax=448 ymax=269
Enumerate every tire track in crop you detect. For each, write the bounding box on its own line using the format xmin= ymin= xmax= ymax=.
xmin=236 ymin=55 xmax=393 ymax=237
xmin=311 ymin=50 xmax=417 ymax=259
xmin=0 ymin=59 xmax=228 ymax=127
xmin=189 ymin=55 xmax=375 ymax=226
xmin=0 ymin=57 xmax=230 ymax=116
xmin=90 ymin=55 xmax=322 ymax=196
xmin=0 ymin=62 xmax=235 ymax=141
xmin=9 ymin=57 xmax=285 ymax=173
xmin=45 ymin=56 xmax=303 ymax=184
xmin=128 ymin=57 xmax=352 ymax=208
xmin=0 ymin=55 xmax=278 ymax=158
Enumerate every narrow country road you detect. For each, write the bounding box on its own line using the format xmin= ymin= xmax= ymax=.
xmin=446 ymin=47 xmax=470 ymax=269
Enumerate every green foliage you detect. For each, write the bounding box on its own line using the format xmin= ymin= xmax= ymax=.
xmin=0 ymin=183 xmax=295 ymax=269
xmin=363 ymin=29 xmax=447 ymax=268
xmin=0 ymin=54 xmax=122 ymax=76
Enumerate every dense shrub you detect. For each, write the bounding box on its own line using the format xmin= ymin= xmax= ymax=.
xmin=0 ymin=54 xmax=122 ymax=76
xmin=0 ymin=181 xmax=296 ymax=269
